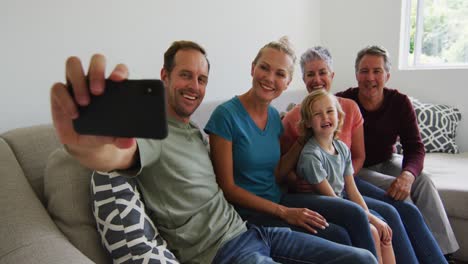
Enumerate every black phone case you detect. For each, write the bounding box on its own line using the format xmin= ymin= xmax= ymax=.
xmin=70 ymin=79 xmax=168 ymax=139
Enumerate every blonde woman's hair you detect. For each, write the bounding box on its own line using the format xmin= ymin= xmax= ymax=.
xmin=298 ymin=89 xmax=345 ymax=140
xmin=252 ymin=36 xmax=297 ymax=78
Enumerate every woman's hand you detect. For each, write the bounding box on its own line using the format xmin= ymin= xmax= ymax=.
xmin=277 ymin=206 xmax=328 ymax=234
xmin=294 ymin=177 xmax=316 ymax=193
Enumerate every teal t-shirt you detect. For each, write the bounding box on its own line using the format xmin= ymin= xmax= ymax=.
xmin=204 ymin=97 xmax=283 ymax=206
xmin=296 ymin=138 xmax=354 ymax=197
xmin=135 ymin=117 xmax=246 ymax=263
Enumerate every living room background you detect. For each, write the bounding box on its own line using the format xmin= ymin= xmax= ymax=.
xmin=2 ymin=0 xmax=467 ymax=151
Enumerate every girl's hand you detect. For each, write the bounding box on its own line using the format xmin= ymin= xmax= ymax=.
xmin=278 ymin=206 xmax=328 ymax=234
xmin=371 ymin=216 xmax=393 ymax=245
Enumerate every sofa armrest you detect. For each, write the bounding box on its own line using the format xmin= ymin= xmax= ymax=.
xmin=0 ymin=139 xmax=94 ymax=264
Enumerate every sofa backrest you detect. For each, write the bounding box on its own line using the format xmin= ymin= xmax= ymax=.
xmin=1 ymin=124 xmax=60 ymax=203
xmin=191 ymin=89 xmax=308 ymax=132
xmin=0 ymin=90 xmax=308 ymax=204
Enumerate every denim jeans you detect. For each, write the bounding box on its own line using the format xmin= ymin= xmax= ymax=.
xmin=355 ymin=177 xmax=447 ymax=264
xmin=359 ymin=155 xmax=459 ymax=254
xmin=212 ymin=224 xmax=377 ymax=264
xmin=239 ymin=193 xmax=377 ymax=257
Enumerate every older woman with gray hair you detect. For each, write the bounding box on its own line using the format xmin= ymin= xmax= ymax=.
xmin=282 ymin=46 xmax=449 ymax=263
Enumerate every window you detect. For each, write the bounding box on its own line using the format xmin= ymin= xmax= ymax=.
xmin=400 ymin=0 xmax=468 ymax=69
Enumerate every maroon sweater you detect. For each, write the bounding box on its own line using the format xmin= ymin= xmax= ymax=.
xmin=337 ymin=87 xmax=425 ymax=177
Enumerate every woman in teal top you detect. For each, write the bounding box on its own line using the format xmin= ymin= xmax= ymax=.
xmin=204 ymin=37 xmax=377 ymax=256
xmin=205 ymin=96 xmax=283 ymax=206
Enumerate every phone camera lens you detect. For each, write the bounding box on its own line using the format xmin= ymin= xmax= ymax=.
xmin=147 ymin=88 xmax=153 ymax=93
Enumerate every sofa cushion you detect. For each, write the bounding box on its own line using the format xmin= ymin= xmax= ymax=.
xmin=411 ymin=98 xmax=462 ymax=153
xmin=91 ymin=171 xmax=178 ymax=263
xmin=424 ymin=152 xmax=468 ymax=220
xmin=44 ymin=148 xmax=110 ymax=263
xmin=1 ymin=124 xmax=60 ymax=203
xmin=1 ymin=138 xmax=94 ymax=263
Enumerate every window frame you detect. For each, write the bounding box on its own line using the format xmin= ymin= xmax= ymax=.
xmin=399 ymin=0 xmax=468 ymax=70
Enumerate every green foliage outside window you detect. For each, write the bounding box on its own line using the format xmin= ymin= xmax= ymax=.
xmin=409 ymin=0 xmax=468 ymax=65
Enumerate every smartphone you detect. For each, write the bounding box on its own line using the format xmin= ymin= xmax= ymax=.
xmin=69 ymin=79 xmax=168 ymax=139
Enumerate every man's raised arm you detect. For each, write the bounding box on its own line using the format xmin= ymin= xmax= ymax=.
xmin=50 ymin=54 xmax=138 ymax=172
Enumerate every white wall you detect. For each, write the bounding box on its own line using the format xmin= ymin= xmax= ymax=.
xmin=0 ymin=0 xmax=319 ymax=133
xmin=321 ymin=0 xmax=468 ymax=151
xmin=4 ymin=0 xmax=465 ymax=151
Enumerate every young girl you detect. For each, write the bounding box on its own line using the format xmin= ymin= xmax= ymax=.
xmin=296 ymin=89 xmax=396 ymax=264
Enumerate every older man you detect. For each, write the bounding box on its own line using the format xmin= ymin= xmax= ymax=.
xmin=337 ymin=45 xmax=459 ymax=261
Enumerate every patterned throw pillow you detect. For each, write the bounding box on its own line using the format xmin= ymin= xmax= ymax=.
xmin=396 ymin=98 xmax=462 ymax=154
xmin=412 ymin=98 xmax=462 ymax=153
xmin=91 ymin=171 xmax=179 ymax=264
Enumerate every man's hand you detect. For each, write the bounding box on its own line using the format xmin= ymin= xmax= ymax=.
xmin=386 ymin=171 xmax=415 ymax=201
xmin=50 ymin=54 xmax=137 ymax=171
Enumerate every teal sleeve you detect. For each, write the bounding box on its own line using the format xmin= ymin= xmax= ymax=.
xmin=204 ymin=105 xmax=234 ymax=141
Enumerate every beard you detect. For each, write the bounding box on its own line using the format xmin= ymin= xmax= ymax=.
xmin=170 ymin=94 xmax=202 ymax=119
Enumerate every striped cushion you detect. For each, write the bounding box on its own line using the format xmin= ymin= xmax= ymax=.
xmin=91 ymin=171 xmax=178 ymax=263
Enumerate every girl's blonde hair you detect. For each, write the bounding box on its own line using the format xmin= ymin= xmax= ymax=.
xmin=298 ymin=89 xmax=345 ymax=140
xmin=252 ymin=36 xmax=297 ymax=78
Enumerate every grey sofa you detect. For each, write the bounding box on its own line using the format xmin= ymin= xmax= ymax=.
xmin=1 ymin=94 xmax=467 ymax=263
xmin=0 ymin=124 xmax=109 ymax=264
xmin=424 ymin=152 xmax=468 ymax=261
